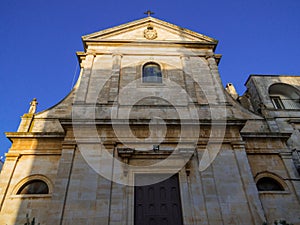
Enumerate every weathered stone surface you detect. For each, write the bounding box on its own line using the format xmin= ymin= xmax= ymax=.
xmin=0 ymin=17 xmax=299 ymax=225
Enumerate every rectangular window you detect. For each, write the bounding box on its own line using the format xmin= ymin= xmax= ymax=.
xmin=271 ymin=96 xmax=285 ymax=109
xmin=143 ymin=63 xmax=162 ymax=83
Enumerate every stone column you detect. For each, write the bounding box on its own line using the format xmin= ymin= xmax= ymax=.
xmin=48 ymin=142 xmax=76 ymax=225
xmin=232 ymin=141 xmax=266 ymax=225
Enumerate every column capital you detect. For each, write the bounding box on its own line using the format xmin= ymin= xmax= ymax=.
xmin=62 ymin=141 xmax=77 ymax=150
xmin=180 ymin=55 xmax=190 ymax=60
xmin=86 ymin=51 xmax=97 ymax=57
xmin=231 ymin=141 xmax=246 ymax=150
xmin=197 ymin=142 xmax=207 ymax=150
xmin=4 ymin=153 xmax=21 ymax=161
xmin=205 ymin=53 xmax=215 ymax=59
xmin=279 ymin=151 xmax=293 ymax=159
xmin=112 ymin=53 xmax=123 ymax=58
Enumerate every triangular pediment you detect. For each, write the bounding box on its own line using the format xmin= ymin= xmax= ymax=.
xmin=82 ymin=17 xmax=218 ymax=44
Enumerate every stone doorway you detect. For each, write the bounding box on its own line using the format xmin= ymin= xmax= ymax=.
xmin=134 ymin=174 xmax=183 ymax=225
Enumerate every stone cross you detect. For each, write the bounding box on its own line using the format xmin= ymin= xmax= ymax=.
xmin=144 ymin=10 xmax=154 ymax=17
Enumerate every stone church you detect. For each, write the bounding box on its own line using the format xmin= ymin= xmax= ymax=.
xmin=0 ymin=16 xmax=300 ymax=225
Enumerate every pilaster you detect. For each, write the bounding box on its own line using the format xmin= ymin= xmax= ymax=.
xmin=197 ymin=143 xmax=223 ymax=225
xmin=108 ymin=54 xmax=122 ymax=103
xmin=0 ymin=153 xmax=20 ymax=211
xmin=108 ymin=144 xmax=128 ymax=225
xmin=280 ymin=152 xmax=300 ymax=203
xmin=75 ymin=53 xmax=96 ymax=103
xmin=180 ymin=56 xmax=198 ymax=103
xmin=48 ymin=142 xmax=76 ymax=225
xmin=232 ymin=141 xmax=266 ymax=224
xmin=186 ymin=150 xmax=209 ymax=225
xmin=206 ymin=54 xmax=227 ymax=104
xmin=179 ymin=167 xmax=196 ymax=225
xmin=17 ymin=113 xmax=34 ymax=132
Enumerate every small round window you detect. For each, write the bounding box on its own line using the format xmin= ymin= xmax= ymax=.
xmin=143 ymin=63 xmax=162 ymax=83
xmin=17 ymin=180 xmax=49 ymax=195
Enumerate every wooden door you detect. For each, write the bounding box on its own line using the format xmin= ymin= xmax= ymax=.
xmin=134 ymin=174 xmax=183 ymax=225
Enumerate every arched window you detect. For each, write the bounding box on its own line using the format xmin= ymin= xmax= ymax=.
xmin=269 ymin=83 xmax=300 ymax=109
xmin=142 ymin=63 xmax=162 ymax=83
xmin=17 ymin=180 xmax=49 ymax=195
xmin=256 ymin=177 xmax=284 ymax=191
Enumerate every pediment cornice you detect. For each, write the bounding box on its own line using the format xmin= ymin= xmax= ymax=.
xmin=81 ymin=17 xmax=218 ymax=49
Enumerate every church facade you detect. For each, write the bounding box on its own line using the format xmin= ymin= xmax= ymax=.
xmin=0 ymin=16 xmax=300 ymax=225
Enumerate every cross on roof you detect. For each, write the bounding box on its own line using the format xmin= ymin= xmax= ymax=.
xmin=144 ymin=10 xmax=154 ymax=17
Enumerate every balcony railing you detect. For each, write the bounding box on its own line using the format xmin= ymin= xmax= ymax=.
xmin=281 ymin=99 xmax=300 ymax=109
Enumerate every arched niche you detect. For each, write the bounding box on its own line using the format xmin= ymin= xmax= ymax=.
xmin=268 ymin=83 xmax=300 ymax=109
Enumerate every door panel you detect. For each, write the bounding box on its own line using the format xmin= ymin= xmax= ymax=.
xmin=134 ymin=174 xmax=183 ymax=225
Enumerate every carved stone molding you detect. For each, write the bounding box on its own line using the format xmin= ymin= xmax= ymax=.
xmin=144 ymin=25 xmax=158 ymax=40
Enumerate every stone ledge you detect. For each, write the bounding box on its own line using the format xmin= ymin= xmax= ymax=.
xmin=5 ymin=132 xmax=65 ymax=139
xmin=9 ymin=194 xmax=52 ymax=199
xmin=241 ymin=132 xmax=291 ymax=139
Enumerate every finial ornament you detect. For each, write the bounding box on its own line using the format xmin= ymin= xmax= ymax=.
xmin=144 ymin=10 xmax=154 ymax=17
xmin=28 ymin=98 xmax=38 ymax=114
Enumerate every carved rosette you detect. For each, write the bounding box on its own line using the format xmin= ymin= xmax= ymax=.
xmin=144 ymin=25 xmax=157 ymax=40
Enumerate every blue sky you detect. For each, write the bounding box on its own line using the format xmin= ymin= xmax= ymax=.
xmin=0 ymin=0 xmax=300 ymax=157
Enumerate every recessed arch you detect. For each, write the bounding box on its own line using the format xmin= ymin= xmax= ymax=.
xmin=268 ymin=83 xmax=300 ymax=109
xmin=13 ymin=175 xmax=52 ymax=195
xmin=255 ymin=172 xmax=287 ymax=192
xmin=256 ymin=177 xmax=284 ymax=191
